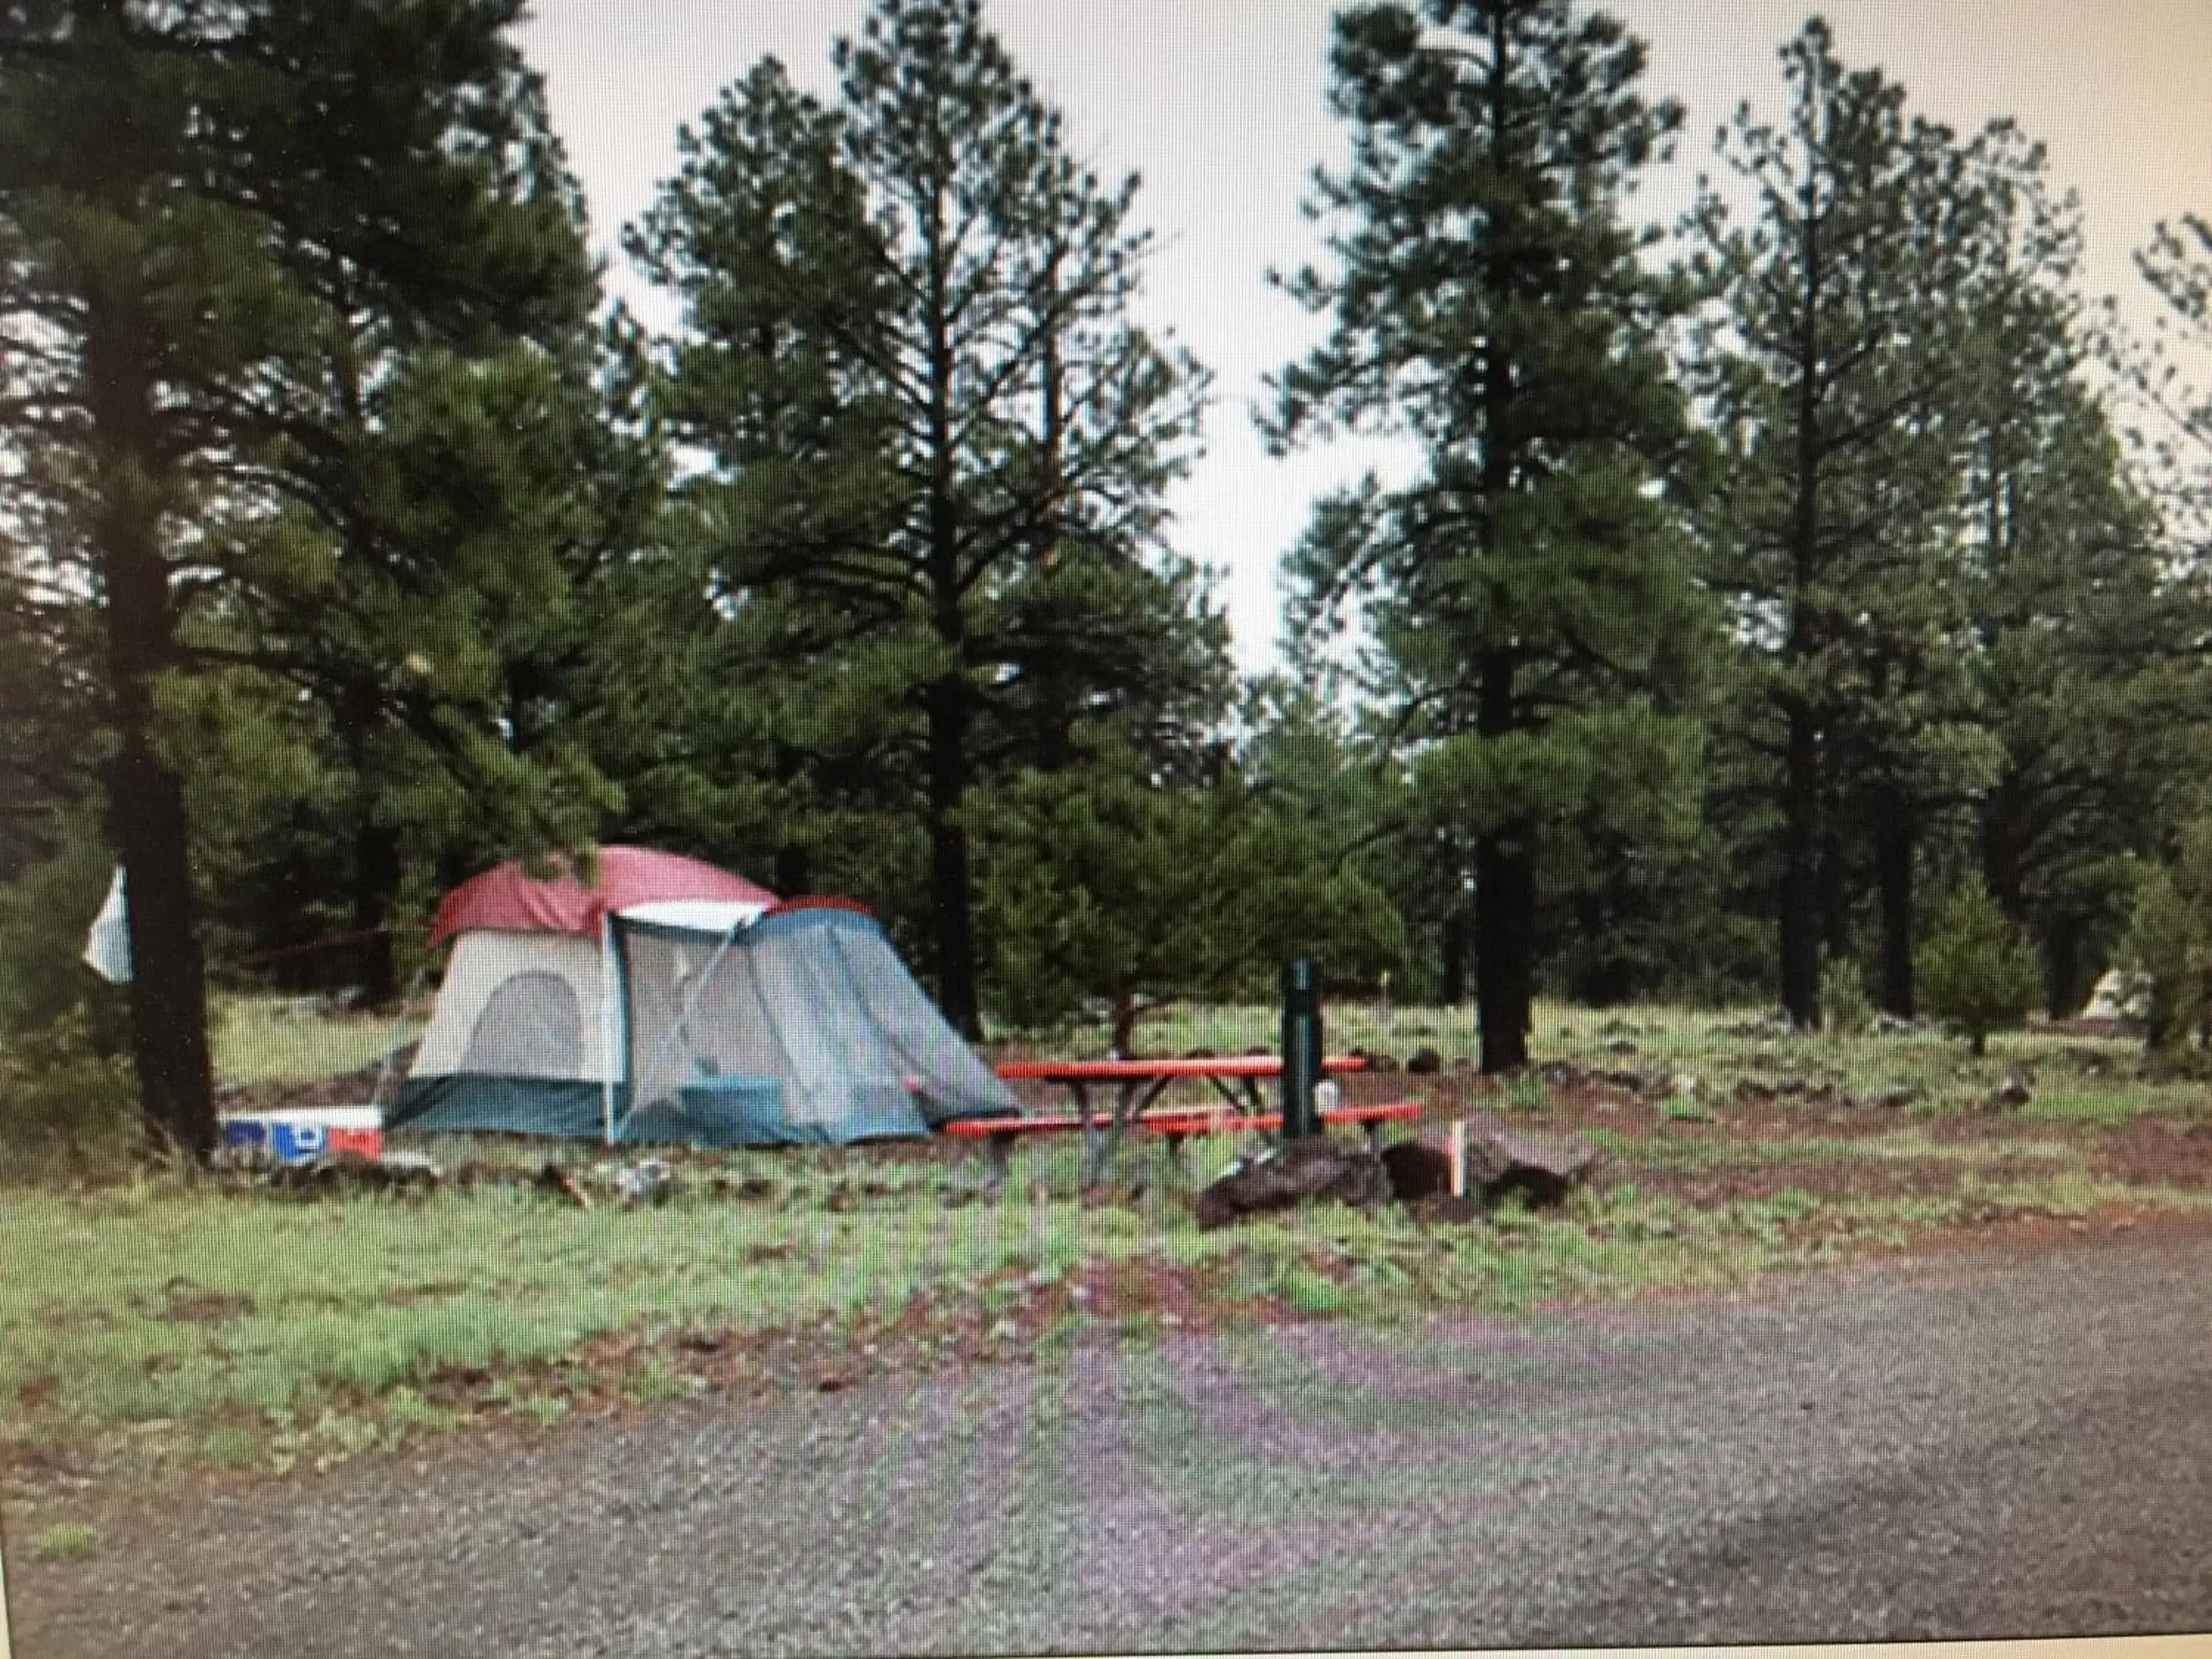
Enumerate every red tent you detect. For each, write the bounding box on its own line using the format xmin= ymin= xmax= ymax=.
xmin=428 ymin=847 xmax=776 ymax=945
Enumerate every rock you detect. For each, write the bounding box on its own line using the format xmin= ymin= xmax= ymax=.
xmin=1602 ymin=1038 xmax=1638 ymax=1055
xmin=1192 ymin=1138 xmax=1392 ymax=1230
xmin=604 ymin=1158 xmax=676 ymax=1207
xmin=1983 ymin=1074 xmax=2034 ymax=1111
xmin=1379 ymin=1139 xmax=1453 ymax=1201
xmin=534 ymin=1162 xmax=591 ymax=1208
xmin=271 ymin=1150 xmax=442 ymax=1197
xmin=1406 ymin=1047 xmax=1443 ymax=1075
xmin=1458 ymin=1114 xmax=1598 ymax=1208
xmin=1853 ymin=1085 xmax=1925 ymax=1111
xmin=709 ymin=1173 xmax=777 ymax=1201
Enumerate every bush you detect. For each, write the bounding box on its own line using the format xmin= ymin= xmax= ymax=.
xmin=2118 ymin=864 xmax=2209 ymax=1052
xmin=0 ymin=1006 xmax=139 ymax=1175
xmin=0 ymin=813 xmax=128 ymax=1048
xmin=1916 ymin=880 xmax=2042 ymax=1057
xmin=1819 ymin=956 xmax=1873 ymax=1037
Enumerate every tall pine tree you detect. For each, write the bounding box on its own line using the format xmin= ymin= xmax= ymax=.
xmin=1688 ymin=20 xmax=1986 ymax=1028
xmin=0 ymin=0 xmax=603 ymax=1154
xmin=1266 ymin=0 xmax=1708 ymax=1071
xmin=627 ymin=0 xmax=1225 ymax=1036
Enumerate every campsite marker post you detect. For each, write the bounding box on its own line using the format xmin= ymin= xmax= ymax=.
xmin=1280 ymin=959 xmax=1323 ymax=1141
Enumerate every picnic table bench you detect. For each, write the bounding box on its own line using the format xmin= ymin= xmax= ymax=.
xmin=951 ymin=1054 xmax=1413 ymax=1192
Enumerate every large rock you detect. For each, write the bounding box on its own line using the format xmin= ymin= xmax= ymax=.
xmin=1192 ymin=1138 xmax=1391 ymax=1230
xmin=1380 ymin=1138 xmax=1453 ymax=1201
xmin=1458 ymin=1113 xmax=1597 ymax=1208
xmin=1380 ymin=1117 xmax=1599 ymax=1211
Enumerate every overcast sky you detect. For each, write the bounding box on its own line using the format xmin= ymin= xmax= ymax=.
xmin=517 ymin=1 xmax=2212 ymax=672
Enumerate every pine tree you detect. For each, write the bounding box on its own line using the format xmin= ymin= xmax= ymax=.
xmin=973 ymin=742 xmax=1405 ymax=1056
xmin=627 ymin=1 xmax=1225 ymax=1035
xmin=1916 ymin=877 xmax=2040 ymax=1057
xmin=0 ymin=1 xmax=603 ymax=1155
xmin=1689 ymin=20 xmax=1989 ymax=1029
xmin=1266 ymin=0 xmax=1708 ymax=1071
xmin=1938 ymin=128 xmax=2211 ymax=1016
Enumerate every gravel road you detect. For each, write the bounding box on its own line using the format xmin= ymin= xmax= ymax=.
xmin=11 ymin=1223 xmax=2212 ymax=1656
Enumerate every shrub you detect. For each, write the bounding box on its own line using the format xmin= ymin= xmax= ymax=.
xmin=1916 ymin=880 xmax=2042 ymax=1057
xmin=1819 ymin=956 xmax=1873 ymax=1037
xmin=2117 ymin=864 xmax=2208 ymax=1052
xmin=0 ymin=1005 xmax=139 ymax=1175
xmin=0 ymin=813 xmax=128 ymax=1046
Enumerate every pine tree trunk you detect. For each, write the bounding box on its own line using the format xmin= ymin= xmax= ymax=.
xmin=1110 ymin=994 xmax=1138 ymax=1060
xmin=773 ymin=844 xmax=812 ymax=900
xmin=1439 ymin=905 xmax=1469 ymax=1006
xmin=1980 ymin=796 xmax=2025 ymax=919
xmin=1876 ymin=807 xmax=1915 ymax=1020
xmin=925 ymin=678 xmax=981 ymax=1040
xmin=1472 ymin=647 xmax=1532 ymax=1073
xmin=105 ymin=739 xmax=217 ymax=1160
xmin=2045 ymin=914 xmax=2083 ymax=1020
xmin=91 ymin=307 xmax=216 ymax=1159
xmin=1780 ymin=705 xmax=1823 ymax=1030
xmin=350 ymin=821 xmax=400 ymax=1009
xmin=1818 ymin=791 xmax=1851 ymax=967
xmin=1475 ymin=835 xmax=1535 ymax=1073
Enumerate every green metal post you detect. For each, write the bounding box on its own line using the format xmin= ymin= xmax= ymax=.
xmin=1281 ymin=959 xmax=1323 ymax=1140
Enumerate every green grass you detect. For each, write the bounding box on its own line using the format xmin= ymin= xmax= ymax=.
xmin=211 ymin=995 xmax=425 ymax=1088
xmin=29 ymin=1522 xmax=102 ymax=1562
xmin=7 ymin=994 xmax=2203 ymax=1490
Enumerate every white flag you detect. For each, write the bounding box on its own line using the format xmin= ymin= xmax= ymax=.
xmin=83 ymin=866 xmax=131 ymax=984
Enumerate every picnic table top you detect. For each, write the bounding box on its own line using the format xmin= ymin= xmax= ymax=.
xmin=993 ymin=1054 xmax=1370 ymax=1082
xmin=944 ymin=1099 xmax=1420 ymax=1138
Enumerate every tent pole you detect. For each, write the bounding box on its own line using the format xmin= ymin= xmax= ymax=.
xmin=600 ymin=914 xmax=619 ymax=1147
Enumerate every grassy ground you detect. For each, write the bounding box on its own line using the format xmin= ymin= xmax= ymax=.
xmin=208 ymin=994 xmax=425 ymax=1091
xmin=4 ymin=996 xmax=2208 ymax=1503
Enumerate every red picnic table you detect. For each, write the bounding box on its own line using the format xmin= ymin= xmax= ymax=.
xmin=951 ymin=1054 xmax=1411 ymax=1191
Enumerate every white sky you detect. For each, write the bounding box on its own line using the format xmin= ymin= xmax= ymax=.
xmin=518 ymin=1 xmax=2212 ymax=672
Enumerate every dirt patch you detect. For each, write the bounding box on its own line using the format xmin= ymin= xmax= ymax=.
xmin=2101 ymin=1119 xmax=2212 ymax=1189
xmin=400 ymin=1256 xmax=1276 ymax=1436
xmin=1877 ymin=1202 xmax=2212 ymax=1262
xmin=159 ymin=1283 xmax=255 ymax=1324
xmin=1631 ymin=1160 xmax=1962 ymax=1207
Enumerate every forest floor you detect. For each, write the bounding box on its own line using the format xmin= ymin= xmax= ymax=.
xmin=4 ymin=1000 xmax=2211 ymax=1647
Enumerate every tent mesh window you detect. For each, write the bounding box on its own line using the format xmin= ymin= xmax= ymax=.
xmin=619 ymin=910 xmax=1019 ymax=1143
xmin=460 ymin=970 xmax=585 ymax=1078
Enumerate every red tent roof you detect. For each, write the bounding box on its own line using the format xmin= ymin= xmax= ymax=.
xmin=428 ymin=847 xmax=776 ymax=945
